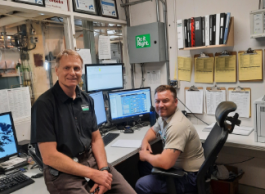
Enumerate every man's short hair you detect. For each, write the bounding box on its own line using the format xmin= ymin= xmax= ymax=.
xmin=55 ymin=49 xmax=83 ymax=69
xmin=155 ymin=85 xmax=177 ymax=99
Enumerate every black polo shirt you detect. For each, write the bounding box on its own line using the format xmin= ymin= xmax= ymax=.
xmin=31 ymin=81 xmax=98 ymax=158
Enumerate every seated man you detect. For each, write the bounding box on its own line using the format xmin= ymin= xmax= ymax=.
xmin=135 ymin=85 xmax=205 ymax=194
xmin=31 ymin=49 xmax=136 ymax=194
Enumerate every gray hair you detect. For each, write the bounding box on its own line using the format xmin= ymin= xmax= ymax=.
xmin=55 ymin=49 xmax=83 ymax=68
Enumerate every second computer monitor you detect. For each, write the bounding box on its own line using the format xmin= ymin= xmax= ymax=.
xmin=89 ymin=91 xmax=107 ymax=126
xmin=109 ymin=88 xmax=152 ymax=124
xmin=85 ymin=64 xmax=123 ymax=93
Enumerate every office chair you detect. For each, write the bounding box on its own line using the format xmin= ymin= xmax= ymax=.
xmin=28 ymin=143 xmax=43 ymax=171
xmin=152 ymin=101 xmax=241 ymax=194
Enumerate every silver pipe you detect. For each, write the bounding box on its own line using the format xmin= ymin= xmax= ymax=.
xmin=161 ymin=0 xmax=170 ymax=85
xmin=155 ymin=0 xmax=160 ymax=22
xmin=131 ymin=64 xmax=135 ymax=88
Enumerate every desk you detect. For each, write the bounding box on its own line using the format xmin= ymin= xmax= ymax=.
xmin=12 ymin=126 xmax=151 ymax=193
xmin=13 ymin=125 xmax=265 ymax=193
xmin=194 ymin=124 xmax=265 ymax=151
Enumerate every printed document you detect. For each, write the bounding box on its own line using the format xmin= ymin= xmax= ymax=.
xmin=98 ymin=35 xmax=111 ymax=59
xmin=215 ymin=55 xmax=236 ymax=82
xmin=228 ymin=90 xmax=250 ymax=118
xmin=195 ymin=57 xmax=214 ymax=83
xmin=111 ymin=140 xmax=142 ymax=148
xmin=185 ymin=90 xmax=203 ymax=114
xmin=205 ymin=90 xmax=226 ymax=115
xmin=238 ymin=50 xmax=262 ymax=81
xmin=178 ymin=57 xmax=192 ymax=81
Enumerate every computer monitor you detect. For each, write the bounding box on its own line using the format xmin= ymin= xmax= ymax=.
xmin=0 ymin=112 xmax=19 ymax=162
xmin=89 ymin=91 xmax=107 ymax=126
xmin=108 ymin=87 xmax=152 ymax=124
xmin=85 ymin=63 xmax=124 ymax=92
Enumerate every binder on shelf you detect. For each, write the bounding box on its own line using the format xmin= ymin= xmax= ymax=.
xmin=205 ymin=15 xmax=210 ymax=46
xmin=190 ymin=17 xmax=195 ymax=47
xmin=215 ymin=13 xmax=220 ymax=45
xmin=184 ymin=19 xmax=188 ymax=47
xmin=185 ymin=86 xmax=204 ymax=114
xmin=228 ymin=87 xmax=251 ymax=118
xmin=219 ymin=13 xmax=226 ymax=44
xmin=187 ymin=19 xmax=191 ymax=47
xmin=209 ymin=15 xmax=213 ymax=45
xmin=238 ymin=48 xmax=262 ymax=81
xmin=202 ymin=17 xmax=205 ymax=46
xmin=177 ymin=19 xmax=185 ymax=49
xmin=211 ymin=14 xmax=216 ymax=45
xmin=223 ymin=12 xmax=231 ymax=44
xmin=195 ymin=17 xmax=203 ymax=46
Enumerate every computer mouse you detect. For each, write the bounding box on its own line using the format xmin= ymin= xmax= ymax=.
xmin=124 ymin=128 xmax=134 ymax=133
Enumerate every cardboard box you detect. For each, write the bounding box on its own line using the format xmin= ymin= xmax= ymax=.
xmin=211 ymin=166 xmax=244 ymax=194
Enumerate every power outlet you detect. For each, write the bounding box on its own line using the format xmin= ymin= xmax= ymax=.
xmin=170 ymin=79 xmax=179 ymax=89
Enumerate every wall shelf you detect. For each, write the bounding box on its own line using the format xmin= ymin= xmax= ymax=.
xmin=179 ymin=17 xmax=234 ymax=51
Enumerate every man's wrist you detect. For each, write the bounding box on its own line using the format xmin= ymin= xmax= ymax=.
xmin=100 ymin=166 xmax=110 ymax=173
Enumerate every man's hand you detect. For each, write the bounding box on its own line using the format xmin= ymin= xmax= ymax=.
xmin=90 ymin=183 xmax=109 ymax=194
xmin=140 ymin=140 xmax=152 ymax=153
xmin=91 ymin=170 xmax=112 ymax=190
xmin=139 ymin=150 xmax=151 ymax=161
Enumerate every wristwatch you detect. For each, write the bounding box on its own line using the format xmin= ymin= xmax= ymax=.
xmin=100 ymin=166 xmax=110 ymax=173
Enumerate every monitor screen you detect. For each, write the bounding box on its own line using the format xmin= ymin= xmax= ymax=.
xmin=89 ymin=91 xmax=107 ymax=126
xmin=109 ymin=88 xmax=152 ymax=123
xmin=85 ymin=64 xmax=124 ymax=92
xmin=0 ymin=112 xmax=18 ymax=162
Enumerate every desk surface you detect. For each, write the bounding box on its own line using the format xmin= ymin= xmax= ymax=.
xmin=12 ymin=124 xmax=265 ymax=193
xmin=194 ymin=124 xmax=265 ymax=151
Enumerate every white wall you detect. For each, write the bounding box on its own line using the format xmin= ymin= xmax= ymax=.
xmin=128 ymin=0 xmax=265 ymax=190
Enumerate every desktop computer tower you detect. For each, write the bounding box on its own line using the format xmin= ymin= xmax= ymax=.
xmin=253 ymin=97 xmax=265 ymax=142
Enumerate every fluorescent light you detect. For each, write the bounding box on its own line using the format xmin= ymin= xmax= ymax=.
xmin=45 ymin=61 xmax=49 ymax=71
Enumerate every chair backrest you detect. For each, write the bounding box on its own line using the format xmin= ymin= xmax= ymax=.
xmin=196 ymin=101 xmax=238 ymax=194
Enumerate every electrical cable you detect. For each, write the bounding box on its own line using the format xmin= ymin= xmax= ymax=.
xmin=218 ymin=157 xmax=255 ymax=165
xmin=140 ymin=63 xmax=145 ymax=88
xmin=177 ymin=97 xmax=209 ymax=125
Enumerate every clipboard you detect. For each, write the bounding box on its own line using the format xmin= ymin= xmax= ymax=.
xmin=238 ymin=48 xmax=263 ymax=82
xmin=214 ymin=51 xmax=237 ymax=83
xmin=228 ymin=87 xmax=251 ymax=118
xmin=194 ymin=53 xmax=214 ymax=83
xmin=205 ymin=85 xmax=226 ymax=115
xmin=184 ymin=86 xmax=204 ymax=114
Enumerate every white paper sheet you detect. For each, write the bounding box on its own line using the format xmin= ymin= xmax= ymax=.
xmin=205 ymin=90 xmax=226 ymax=115
xmin=76 ymin=49 xmax=92 ymax=74
xmin=111 ymin=139 xmax=142 ymax=148
xmin=185 ymin=90 xmax=204 ymax=114
xmin=0 ymin=90 xmax=9 ymax=114
xmin=228 ymin=90 xmax=250 ymax=118
xmin=102 ymin=60 xmax=117 ymax=64
xmin=7 ymin=87 xmax=31 ymax=121
xmin=203 ymin=123 xmax=254 ymax=136
xmin=98 ymin=35 xmax=111 ymax=59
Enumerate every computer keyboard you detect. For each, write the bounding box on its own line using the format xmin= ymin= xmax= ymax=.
xmin=103 ymin=133 xmax=120 ymax=146
xmin=0 ymin=171 xmax=34 ymax=194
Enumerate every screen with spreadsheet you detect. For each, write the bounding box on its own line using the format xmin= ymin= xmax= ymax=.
xmin=108 ymin=88 xmax=152 ymax=123
xmin=85 ymin=64 xmax=123 ymax=92
xmin=0 ymin=112 xmax=18 ymax=162
xmin=89 ymin=91 xmax=107 ymax=126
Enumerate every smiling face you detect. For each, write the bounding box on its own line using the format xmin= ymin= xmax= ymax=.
xmin=155 ymin=90 xmax=178 ymax=119
xmin=55 ymin=55 xmax=82 ymax=91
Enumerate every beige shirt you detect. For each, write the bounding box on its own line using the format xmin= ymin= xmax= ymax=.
xmin=153 ymin=108 xmax=205 ymax=172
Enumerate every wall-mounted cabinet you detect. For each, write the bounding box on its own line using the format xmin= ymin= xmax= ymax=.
xmin=250 ymin=9 xmax=265 ymax=38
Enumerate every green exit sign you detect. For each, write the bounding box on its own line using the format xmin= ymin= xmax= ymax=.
xmin=135 ymin=34 xmax=151 ymax=48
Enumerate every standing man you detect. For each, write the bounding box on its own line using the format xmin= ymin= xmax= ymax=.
xmin=31 ymin=49 xmax=136 ymax=194
xmin=135 ymin=85 xmax=205 ymax=194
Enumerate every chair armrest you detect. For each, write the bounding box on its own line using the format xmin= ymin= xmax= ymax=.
xmin=151 ymin=167 xmax=187 ymax=178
